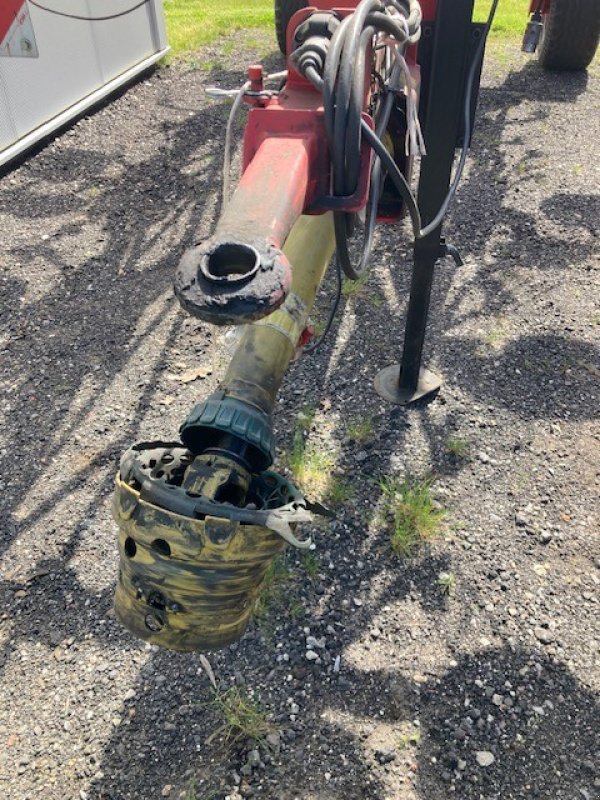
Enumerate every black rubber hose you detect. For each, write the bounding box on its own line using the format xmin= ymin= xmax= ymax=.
xmin=360 ymin=119 xmax=422 ymax=238
xmin=308 ymin=0 xmax=421 ymax=279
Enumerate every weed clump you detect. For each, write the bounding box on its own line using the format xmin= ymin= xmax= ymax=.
xmin=380 ymin=474 xmax=445 ymax=556
xmin=210 ymin=686 xmax=274 ymax=745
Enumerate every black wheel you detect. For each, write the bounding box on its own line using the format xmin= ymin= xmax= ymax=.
xmin=538 ymin=0 xmax=600 ymax=71
xmin=274 ymin=0 xmax=308 ymax=54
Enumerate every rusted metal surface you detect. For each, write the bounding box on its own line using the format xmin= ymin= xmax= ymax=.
xmin=175 ymin=136 xmax=314 ymax=325
xmin=220 ymin=213 xmax=336 ymax=414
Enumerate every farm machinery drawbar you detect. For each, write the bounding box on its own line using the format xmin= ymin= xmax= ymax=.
xmin=112 ymin=0 xmax=600 ymax=652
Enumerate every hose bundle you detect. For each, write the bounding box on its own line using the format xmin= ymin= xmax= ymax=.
xmin=294 ymin=0 xmax=423 ymax=279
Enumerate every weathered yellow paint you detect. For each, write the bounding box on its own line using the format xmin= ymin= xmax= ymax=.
xmin=219 ymin=212 xmax=336 ymax=414
xmin=114 ymin=214 xmax=336 ymax=652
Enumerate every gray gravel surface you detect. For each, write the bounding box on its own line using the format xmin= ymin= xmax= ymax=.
xmin=0 ymin=36 xmax=598 ymax=800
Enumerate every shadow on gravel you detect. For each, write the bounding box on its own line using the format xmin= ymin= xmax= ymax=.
xmin=416 ymin=646 xmax=599 ymax=799
xmin=0 ymin=87 xmax=229 ymax=559
xmin=445 ymin=333 xmax=600 ymax=420
xmin=437 ymin=62 xmax=595 ymax=327
xmin=0 ymin=78 xmax=231 ymax=672
xmin=0 ymin=318 xmax=182 ymax=673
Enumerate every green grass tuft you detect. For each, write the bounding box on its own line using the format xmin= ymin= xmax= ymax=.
xmin=380 ymin=474 xmax=445 ymax=556
xmin=326 ymin=476 xmax=354 ymax=508
xmin=300 ymin=551 xmax=319 ymax=577
xmin=347 ymin=416 xmax=374 ymax=444
xmin=287 ymin=408 xmax=336 ymax=499
xmin=438 ymin=571 xmax=456 ymax=597
xmin=163 ymin=0 xmax=274 ymax=58
xmin=445 ymin=436 xmax=470 ymax=459
xmin=210 ymin=686 xmax=274 ymax=744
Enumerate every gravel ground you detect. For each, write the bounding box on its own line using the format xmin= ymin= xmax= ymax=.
xmin=0 ymin=35 xmax=598 ymax=800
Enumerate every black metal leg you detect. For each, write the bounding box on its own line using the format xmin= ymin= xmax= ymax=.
xmin=375 ymin=0 xmax=476 ymax=404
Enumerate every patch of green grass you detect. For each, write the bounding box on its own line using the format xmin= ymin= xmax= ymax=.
xmin=163 ymin=0 xmax=527 ymax=61
xmin=342 ymin=271 xmax=370 ymax=298
xmin=312 ymin=319 xmax=327 ymax=337
xmin=347 ymin=416 xmax=374 ymax=444
xmin=163 ymin=0 xmax=274 ymax=58
xmin=300 ymin=551 xmax=319 ymax=578
xmin=438 ymin=571 xmax=456 ymax=597
xmin=210 ymin=686 xmax=274 ymax=744
xmin=326 ymin=476 xmax=354 ymax=508
xmin=445 ymin=436 xmax=469 ymax=459
xmin=291 ymin=440 xmax=336 ymax=497
xmin=380 ymin=474 xmax=445 ymax=557
xmin=296 ymin=404 xmax=316 ymax=432
xmin=473 ymin=0 xmax=525 ymax=37
xmin=288 ymin=408 xmax=336 ymax=499
xmin=516 ymin=160 xmax=527 ymax=176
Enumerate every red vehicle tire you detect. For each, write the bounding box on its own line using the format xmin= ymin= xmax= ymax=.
xmin=274 ymin=0 xmax=308 ymax=54
xmin=538 ymin=0 xmax=600 ymax=71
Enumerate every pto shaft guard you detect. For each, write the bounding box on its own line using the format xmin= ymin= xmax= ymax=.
xmin=113 ymin=442 xmax=307 ymax=652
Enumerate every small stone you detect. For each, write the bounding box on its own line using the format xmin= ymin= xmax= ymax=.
xmin=478 ymin=452 xmax=490 ymax=464
xmin=161 ymin=786 xmax=172 ymax=797
xmin=353 ymin=598 xmax=363 ymax=607
xmin=333 ymin=655 xmax=341 ymax=673
xmin=492 ymin=694 xmax=503 ymax=706
xmin=305 ymin=651 xmax=319 ymax=662
xmin=534 ymin=627 xmax=554 ymax=645
xmin=475 ymin=751 xmax=495 ymax=767
xmin=247 ymin=749 xmax=260 ymax=768
xmin=515 ymin=512 xmax=528 ymax=527
xmin=370 ymin=627 xmax=381 ymax=639
xmin=539 ymin=531 xmax=552 ymax=544
xmin=375 ymin=749 xmax=397 ymax=765
xmin=266 ymin=732 xmax=281 ymax=755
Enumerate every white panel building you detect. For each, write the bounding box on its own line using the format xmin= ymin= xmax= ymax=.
xmin=0 ymin=0 xmax=168 ymax=166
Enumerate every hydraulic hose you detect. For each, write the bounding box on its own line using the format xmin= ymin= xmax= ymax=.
xmin=301 ymin=0 xmax=422 ymax=279
xmin=299 ymin=0 xmax=499 ymax=281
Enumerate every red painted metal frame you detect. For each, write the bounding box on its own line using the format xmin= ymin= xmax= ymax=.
xmin=529 ymin=0 xmax=549 ymax=13
xmin=239 ymin=4 xmax=380 ymax=230
xmin=222 ymin=1 xmax=431 ymax=292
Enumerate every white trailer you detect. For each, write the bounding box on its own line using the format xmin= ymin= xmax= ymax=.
xmin=0 ymin=0 xmax=168 ymax=166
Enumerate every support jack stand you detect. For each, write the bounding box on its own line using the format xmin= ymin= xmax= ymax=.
xmin=374 ymin=0 xmax=475 ymax=406
xmin=374 ymin=364 xmax=441 ymax=405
